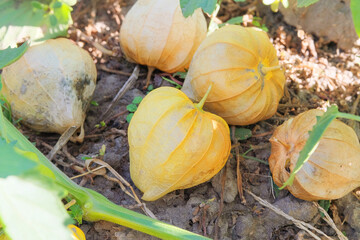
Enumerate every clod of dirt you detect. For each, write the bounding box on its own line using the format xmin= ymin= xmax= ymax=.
xmin=121 ymin=88 xmax=145 ymax=106
xmin=211 ymin=161 xmax=238 ymax=203
xmin=91 ymin=74 xmax=124 ymax=105
xmin=234 ymin=214 xmax=269 ymax=239
xmin=279 ymin=0 xmax=358 ymax=50
xmin=235 ymin=195 xmax=318 ymax=239
xmin=334 ymin=193 xmax=360 ymax=231
xmin=267 ymin=195 xmax=318 ymax=224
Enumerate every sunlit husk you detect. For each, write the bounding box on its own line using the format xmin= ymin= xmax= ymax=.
xmin=119 ymin=0 xmax=207 ymax=73
xmin=182 ymin=25 xmax=285 ymax=125
xmin=269 ymin=109 xmax=360 ymax=200
xmin=128 ymin=87 xmax=231 ymax=201
xmin=1 ymin=38 xmax=97 ymax=142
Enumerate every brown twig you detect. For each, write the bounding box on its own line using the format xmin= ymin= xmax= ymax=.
xmin=85 ymin=158 xmax=157 ymax=219
xmin=75 ymin=29 xmax=117 ymax=57
xmin=106 ymin=110 xmax=128 ymax=124
xmin=84 ymin=128 xmax=126 ymax=139
xmin=62 ymin=145 xmax=86 ymax=167
xmin=214 ymin=164 xmax=227 ymax=240
xmin=70 ymin=166 xmax=106 ymax=179
xmin=158 ymin=73 xmax=184 ymax=86
xmin=231 ymin=126 xmax=246 ymax=204
xmin=314 ymin=203 xmax=348 ymax=240
xmin=245 ymin=189 xmax=334 ymax=240
xmin=47 ymin=126 xmax=78 ymax=161
xmin=98 ymin=64 xmax=133 ymax=76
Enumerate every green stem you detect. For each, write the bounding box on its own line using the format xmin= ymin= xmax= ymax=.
xmin=241 ymin=155 xmax=269 ymax=165
xmin=86 ymin=195 xmax=210 ymax=240
xmin=195 ymin=83 xmax=213 ymax=110
xmin=260 ymin=65 xmax=281 ymax=75
xmin=243 ymin=147 xmax=253 ymax=156
xmin=2 ymin=118 xmax=210 ymax=240
xmin=207 ymin=2 xmax=221 ymax=34
xmin=337 ymin=112 xmax=360 ymax=122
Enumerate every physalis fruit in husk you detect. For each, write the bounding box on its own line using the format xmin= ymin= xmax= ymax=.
xmin=128 ymin=86 xmax=231 ymax=201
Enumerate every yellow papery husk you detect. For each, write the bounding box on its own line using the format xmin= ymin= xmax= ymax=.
xmin=182 ymin=25 xmax=285 ymax=126
xmin=128 ymin=87 xmax=231 ymax=201
xmin=269 ymin=109 xmax=360 ymax=201
xmin=1 ymin=38 xmax=97 ymax=143
xmin=119 ymin=0 xmax=207 ymax=73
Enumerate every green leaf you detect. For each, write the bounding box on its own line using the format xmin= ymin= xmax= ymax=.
xmin=161 ymin=77 xmax=182 ymax=89
xmin=0 ymin=0 xmax=73 ymax=49
xmin=235 ymin=127 xmax=252 ymax=140
xmin=272 ymin=178 xmax=281 ymax=197
xmin=0 ymin=41 xmax=29 ymax=69
xmin=351 ymin=0 xmax=360 ymax=37
xmin=0 ymin=176 xmax=73 ymax=240
xmin=0 ymin=96 xmax=12 ymax=122
xmin=90 ymin=100 xmax=99 ymax=106
xmin=127 ymin=104 xmax=138 ymax=112
xmin=49 ymin=14 xmax=58 ymax=26
xmin=0 ymin=139 xmax=37 ymax=178
xmin=66 ymin=198 xmax=83 ymax=224
xmin=260 ymin=24 xmax=269 ymax=32
xmin=99 ymin=144 xmax=106 ymax=156
xmin=100 ymin=121 xmax=106 ymax=127
xmin=126 ymin=113 xmax=134 ymax=123
xmin=147 ymin=84 xmax=154 ymax=91
xmin=31 ymin=1 xmax=47 ymax=10
xmin=297 ymin=0 xmax=320 ymax=8
xmin=280 ymin=105 xmax=339 ymax=189
xmin=226 ymin=16 xmax=243 ymax=25
xmin=180 ymin=0 xmax=217 ymax=18
xmin=173 ymin=71 xmax=187 ymax=79
xmin=132 ymin=96 xmax=143 ymax=105
xmin=234 ymin=0 xmax=246 ymax=2
xmin=318 ymin=200 xmax=331 ymax=218
xmin=53 ymin=1 xmax=63 ymax=8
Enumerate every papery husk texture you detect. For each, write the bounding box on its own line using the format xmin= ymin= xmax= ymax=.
xmin=1 ymin=38 xmax=97 ymax=142
xmin=119 ymin=0 xmax=207 ymax=73
xmin=182 ymin=25 xmax=285 ymax=125
xmin=269 ymin=109 xmax=360 ymax=201
xmin=128 ymin=87 xmax=231 ymax=201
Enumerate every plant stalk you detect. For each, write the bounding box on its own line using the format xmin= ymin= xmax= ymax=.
xmin=2 ymin=117 xmax=209 ymax=240
xmin=260 ymin=65 xmax=281 ymax=75
xmin=337 ymin=112 xmax=360 ymax=122
xmin=195 ymin=83 xmax=213 ymax=110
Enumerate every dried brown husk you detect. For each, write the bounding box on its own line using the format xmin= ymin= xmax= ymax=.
xmin=1 ymin=38 xmax=97 ymax=142
xmin=269 ymin=109 xmax=360 ymax=200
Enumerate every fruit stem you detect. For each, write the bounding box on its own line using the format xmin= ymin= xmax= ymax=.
xmin=260 ymin=65 xmax=281 ymax=75
xmin=195 ymin=83 xmax=213 ymax=110
xmin=144 ymin=66 xmax=155 ymax=89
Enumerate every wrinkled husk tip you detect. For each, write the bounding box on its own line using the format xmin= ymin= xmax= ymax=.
xmin=141 ymin=190 xmax=167 ymax=202
xmin=69 ymin=124 xmax=85 ymax=143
